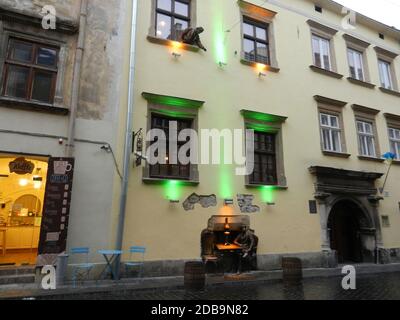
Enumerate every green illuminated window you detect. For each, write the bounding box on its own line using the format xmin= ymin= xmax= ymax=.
xmin=250 ymin=132 xmax=277 ymax=185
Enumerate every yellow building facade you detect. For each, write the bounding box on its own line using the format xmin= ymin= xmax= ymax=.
xmin=119 ymin=0 xmax=400 ymax=274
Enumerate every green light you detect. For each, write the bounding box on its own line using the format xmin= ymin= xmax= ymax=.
xmin=212 ymin=7 xmax=227 ymax=65
xmin=260 ymin=186 xmax=275 ymax=203
xmin=164 ymin=180 xmax=183 ymax=201
xmin=219 ymin=165 xmax=233 ymax=199
xmin=241 ymin=110 xmax=287 ymax=123
xmin=142 ymin=92 xmax=205 ymax=109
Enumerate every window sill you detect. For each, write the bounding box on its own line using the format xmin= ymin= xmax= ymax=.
xmin=146 ymin=35 xmax=200 ymax=53
xmin=322 ymin=150 xmax=351 ymax=158
xmin=142 ymin=177 xmax=199 ymax=186
xmin=379 ymin=87 xmax=400 ymax=98
xmin=391 ymin=160 xmax=400 ymax=165
xmin=309 ymin=65 xmax=343 ymax=79
xmin=358 ymin=155 xmax=385 ymax=163
xmin=240 ymin=59 xmax=280 ymax=73
xmin=0 ymin=97 xmax=69 ymax=115
xmin=245 ymin=184 xmax=288 ymax=190
xmin=347 ymin=77 xmax=376 ymax=89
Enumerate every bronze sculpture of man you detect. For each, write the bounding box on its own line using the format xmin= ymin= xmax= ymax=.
xmin=234 ymin=226 xmax=256 ymax=274
xmin=181 ymin=27 xmax=207 ymax=51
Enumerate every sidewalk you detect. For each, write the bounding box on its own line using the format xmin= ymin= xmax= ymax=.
xmin=1 ymin=263 xmax=400 ymax=299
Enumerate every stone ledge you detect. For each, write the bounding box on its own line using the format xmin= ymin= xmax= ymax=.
xmin=358 ymin=156 xmax=385 ymax=163
xmin=0 ymin=97 xmax=69 ymax=115
xmin=347 ymin=77 xmax=376 ymax=89
xmin=142 ymin=177 xmax=199 ymax=186
xmin=309 ymin=65 xmax=344 ymax=79
xmin=380 ymin=87 xmax=400 ymax=98
xmin=322 ymin=151 xmax=351 ymax=158
xmin=146 ymin=35 xmax=200 ymax=52
xmin=240 ymin=59 xmax=280 ymax=73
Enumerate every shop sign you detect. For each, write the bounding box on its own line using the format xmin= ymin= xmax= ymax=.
xmin=37 ymin=157 xmax=74 ymax=266
xmin=9 ymin=157 xmax=35 ymax=175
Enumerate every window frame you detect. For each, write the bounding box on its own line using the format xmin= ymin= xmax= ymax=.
xmin=378 ymin=59 xmax=393 ymax=90
xmin=242 ymin=17 xmax=270 ymax=65
xmin=347 ymin=47 xmax=365 ymax=81
xmin=312 ymin=34 xmax=332 ymax=71
xmin=149 ymin=113 xmax=193 ymax=180
xmin=320 ymin=112 xmax=343 ymax=153
xmin=357 ymin=120 xmax=376 ymax=158
xmin=1 ymin=37 xmax=59 ymax=104
xmin=249 ymin=131 xmax=278 ymax=186
xmin=388 ymin=127 xmax=400 ymax=159
xmin=154 ymin=0 xmax=191 ymax=41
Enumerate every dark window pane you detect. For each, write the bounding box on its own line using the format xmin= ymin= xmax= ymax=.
xmin=37 ymin=47 xmax=57 ymax=67
xmin=4 ymin=65 xmax=29 ymax=99
xmin=9 ymin=41 xmax=32 ymax=62
xmin=156 ymin=13 xmax=172 ymax=39
xmin=157 ymin=0 xmax=172 ymax=11
xmin=31 ymin=71 xmax=53 ymax=103
xmin=175 ymin=1 xmax=189 ymax=17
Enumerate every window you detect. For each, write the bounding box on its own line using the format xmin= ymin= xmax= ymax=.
xmin=389 ymin=127 xmax=400 ymax=159
xmin=348 ymin=48 xmax=364 ymax=81
xmin=378 ymin=59 xmax=393 ymax=90
xmin=357 ymin=120 xmax=376 ymax=157
xmin=320 ymin=113 xmax=342 ymax=152
xmin=149 ymin=114 xmax=192 ymax=180
xmin=249 ymin=132 xmax=277 ymax=185
xmin=155 ymin=0 xmax=190 ymax=40
xmin=243 ymin=18 xmax=270 ymax=65
xmin=2 ymin=38 xmax=58 ymax=104
xmin=312 ymin=35 xmax=331 ymax=70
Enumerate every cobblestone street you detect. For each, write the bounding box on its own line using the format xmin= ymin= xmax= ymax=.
xmin=39 ymin=272 xmax=400 ymax=300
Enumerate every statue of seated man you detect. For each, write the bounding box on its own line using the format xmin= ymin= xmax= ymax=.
xmin=181 ymin=27 xmax=207 ymax=51
xmin=234 ymin=226 xmax=256 ymax=274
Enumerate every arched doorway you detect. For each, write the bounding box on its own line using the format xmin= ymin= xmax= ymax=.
xmin=328 ymin=200 xmax=370 ymax=263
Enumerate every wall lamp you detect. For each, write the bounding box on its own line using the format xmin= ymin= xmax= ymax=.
xmin=218 ymin=61 xmax=228 ymax=68
xmin=224 ymin=199 xmax=234 ymax=206
xmin=258 ymin=72 xmax=267 ymax=78
xmin=172 ymin=52 xmax=181 ymax=58
xmin=266 ymin=202 xmax=276 ymax=206
xmin=169 ymin=199 xmax=180 ymax=204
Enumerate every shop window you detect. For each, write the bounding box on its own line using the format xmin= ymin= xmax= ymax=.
xmin=2 ymin=38 xmax=59 ymax=104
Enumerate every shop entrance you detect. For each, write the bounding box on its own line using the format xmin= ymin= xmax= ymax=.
xmin=328 ymin=200 xmax=364 ymax=264
xmin=0 ymin=154 xmax=48 ymax=266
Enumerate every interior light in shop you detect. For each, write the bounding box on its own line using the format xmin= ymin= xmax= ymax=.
xmin=19 ymin=179 xmax=29 ymax=187
xmin=34 ymin=182 xmax=42 ymax=189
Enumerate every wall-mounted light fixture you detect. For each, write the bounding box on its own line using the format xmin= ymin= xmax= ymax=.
xmin=266 ymin=202 xmax=276 ymax=206
xmin=224 ymin=199 xmax=234 ymax=206
xmin=172 ymin=52 xmax=182 ymax=58
xmin=258 ymin=72 xmax=267 ymax=78
xmin=218 ymin=61 xmax=227 ymax=68
xmin=169 ymin=199 xmax=180 ymax=204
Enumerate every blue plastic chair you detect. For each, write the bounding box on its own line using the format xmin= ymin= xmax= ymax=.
xmin=70 ymin=247 xmax=95 ymax=287
xmin=125 ymin=246 xmax=146 ymax=279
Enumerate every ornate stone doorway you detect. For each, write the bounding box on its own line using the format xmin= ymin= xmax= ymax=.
xmin=309 ymin=166 xmax=384 ymax=265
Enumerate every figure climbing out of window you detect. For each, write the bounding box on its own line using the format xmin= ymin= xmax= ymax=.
xmin=181 ymin=27 xmax=207 ymax=51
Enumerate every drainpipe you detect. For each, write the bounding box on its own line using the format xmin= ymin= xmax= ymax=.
xmin=66 ymin=0 xmax=88 ymax=157
xmin=114 ymin=0 xmax=139 ymax=279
